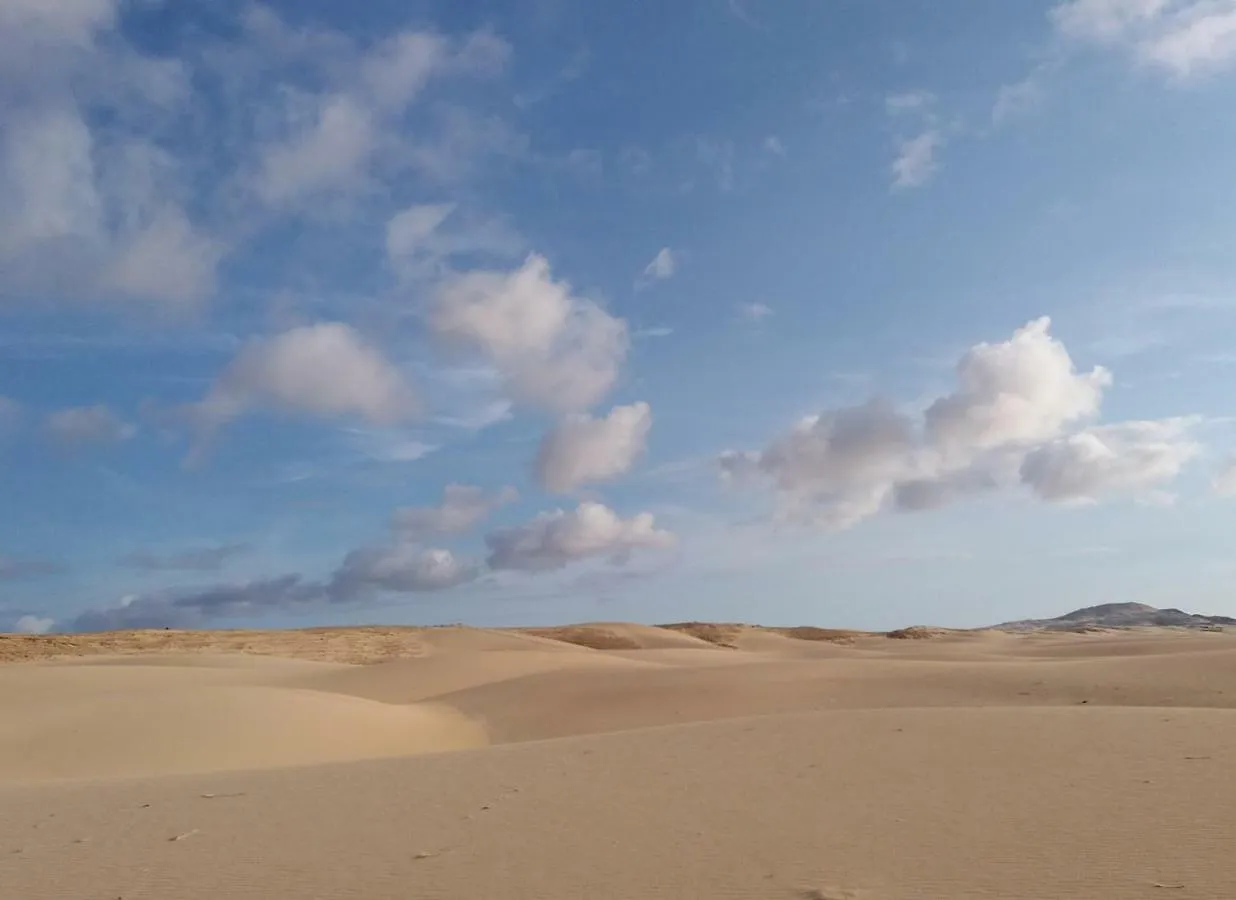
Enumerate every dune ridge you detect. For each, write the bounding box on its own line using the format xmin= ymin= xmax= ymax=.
xmin=0 ymin=620 xmax=949 ymax=665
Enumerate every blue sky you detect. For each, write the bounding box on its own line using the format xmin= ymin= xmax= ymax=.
xmin=3 ymin=0 xmax=1236 ymax=634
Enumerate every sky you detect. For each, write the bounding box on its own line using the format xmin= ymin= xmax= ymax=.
xmin=3 ymin=0 xmax=1236 ymax=635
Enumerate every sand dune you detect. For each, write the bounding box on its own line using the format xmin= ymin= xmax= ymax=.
xmin=0 ymin=655 xmax=486 ymax=782
xmin=523 ymin=621 xmax=729 ymax=650
xmin=3 ymin=623 xmax=1236 ymax=898
xmin=296 ymin=647 xmax=657 ymax=705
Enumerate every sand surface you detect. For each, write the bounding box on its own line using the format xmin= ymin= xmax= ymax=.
xmin=2 ymin=624 xmax=1235 ymax=898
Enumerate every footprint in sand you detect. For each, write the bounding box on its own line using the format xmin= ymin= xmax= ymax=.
xmin=799 ymin=887 xmax=864 ymax=900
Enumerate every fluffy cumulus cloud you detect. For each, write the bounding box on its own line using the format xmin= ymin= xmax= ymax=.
xmin=44 ymin=404 xmax=135 ymax=447
xmin=535 ymin=402 xmax=652 ymax=493
xmin=118 ymin=544 xmax=249 ymax=572
xmin=390 ymin=483 xmax=517 ymax=539
xmin=1052 ymin=0 xmax=1236 ymax=77
xmin=923 ymin=317 xmax=1110 ymax=459
xmin=329 ymin=482 xmax=512 ymax=599
xmin=192 ymin=323 xmax=421 ymax=441
xmin=721 ymin=399 xmax=919 ymax=529
xmin=1020 ymin=418 xmax=1200 ymax=503
xmin=485 ymin=501 xmax=676 ymax=571
xmin=721 ymin=317 xmax=1200 ymax=529
xmin=330 ymin=545 xmax=478 ymax=599
xmin=430 ymin=254 xmax=628 ymax=413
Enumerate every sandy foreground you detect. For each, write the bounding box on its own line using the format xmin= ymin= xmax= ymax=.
xmin=2 ymin=623 xmax=1235 ymax=899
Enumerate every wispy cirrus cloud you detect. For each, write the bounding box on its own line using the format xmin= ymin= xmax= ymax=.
xmin=885 ymin=90 xmax=945 ymax=189
xmin=44 ymin=405 xmax=135 ymax=448
xmin=636 ymin=247 xmax=676 ymax=288
xmin=1052 ymin=0 xmax=1236 ymax=78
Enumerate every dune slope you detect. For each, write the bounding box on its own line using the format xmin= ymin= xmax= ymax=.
xmin=3 ymin=706 xmax=1235 ymax=899
xmin=3 ymin=625 xmax=1236 ymax=899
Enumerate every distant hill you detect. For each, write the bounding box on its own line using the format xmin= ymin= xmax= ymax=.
xmin=995 ymin=602 xmax=1236 ymax=632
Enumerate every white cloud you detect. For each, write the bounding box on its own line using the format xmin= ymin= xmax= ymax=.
xmin=1052 ymin=0 xmax=1174 ymax=41
xmin=390 ymin=483 xmax=517 ymax=539
xmin=0 ymin=107 xmax=101 ymax=251
xmin=739 ymin=301 xmax=773 ymax=321
xmin=536 ymin=402 xmax=652 ymax=493
xmin=13 ymin=614 xmax=55 ymax=634
xmin=891 ymin=129 xmax=943 ymax=189
xmin=722 ymin=399 xmax=919 ymax=530
xmin=727 ymin=0 xmax=762 ymax=28
xmin=360 ymin=31 xmax=449 ymax=111
xmin=923 ymin=317 xmax=1110 ymax=461
xmin=992 ymin=76 xmax=1046 ymax=124
xmin=885 ymin=88 xmax=945 ymax=190
xmin=387 ymin=203 xmax=457 ymax=262
xmin=254 ymin=94 xmax=378 ymax=206
xmin=486 ymin=501 xmax=676 ymax=571
xmin=0 ymin=0 xmax=117 ymax=54
xmin=434 ymin=398 xmax=514 ymax=430
xmin=417 ymin=363 xmax=514 ymax=431
xmin=1052 ymin=0 xmax=1236 ymax=77
xmin=1020 ymin=418 xmax=1201 ymax=503
xmin=1 ymin=6 xmax=514 ymax=313
xmin=249 ymin=25 xmax=510 ymax=209
xmin=99 ymin=206 xmax=221 ymax=305
xmin=638 ymin=247 xmax=676 ymax=286
xmin=386 ymin=202 xmax=523 ymax=281
xmin=430 ymin=254 xmax=628 ymax=413
xmin=1211 ymin=456 xmax=1236 ymax=495
xmin=330 ymin=545 xmax=479 ymax=598
xmin=0 ymin=12 xmax=215 ymax=311
xmin=193 ymin=323 xmax=421 ymax=442
xmin=885 ymin=90 xmax=936 ymax=114
xmin=721 ymin=317 xmax=1196 ymax=528
xmin=327 ymin=481 xmax=512 ymax=599
xmin=44 ymin=404 xmax=135 ymax=447
xmin=343 ymin=427 xmax=438 ymax=463
xmin=763 ymin=135 xmax=786 ymax=156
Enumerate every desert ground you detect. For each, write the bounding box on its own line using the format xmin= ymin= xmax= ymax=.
xmin=2 ymin=623 xmax=1235 ymax=899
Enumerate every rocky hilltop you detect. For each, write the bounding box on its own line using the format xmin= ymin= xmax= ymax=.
xmin=996 ymin=602 xmax=1236 ymax=632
